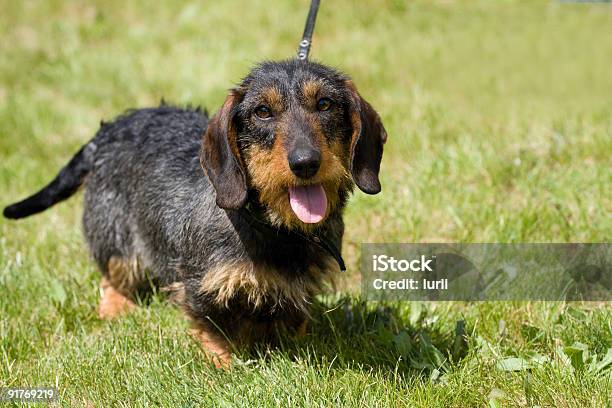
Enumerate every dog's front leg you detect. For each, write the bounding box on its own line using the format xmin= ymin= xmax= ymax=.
xmin=98 ymin=277 xmax=136 ymax=319
xmin=190 ymin=325 xmax=232 ymax=368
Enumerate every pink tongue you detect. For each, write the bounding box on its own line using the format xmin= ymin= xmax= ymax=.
xmin=288 ymin=185 xmax=328 ymax=224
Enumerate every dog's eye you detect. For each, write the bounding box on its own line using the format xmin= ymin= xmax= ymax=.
xmin=316 ymin=97 xmax=333 ymax=112
xmin=254 ymin=105 xmax=272 ymax=120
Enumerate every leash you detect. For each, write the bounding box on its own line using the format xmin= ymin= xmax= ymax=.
xmin=240 ymin=203 xmax=346 ymax=272
xmin=297 ymin=0 xmax=321 ymax=60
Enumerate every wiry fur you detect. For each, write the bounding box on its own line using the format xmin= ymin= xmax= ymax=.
xmin=198 ymin=257 xmax=338 ymax=313
xmin=244 ymin=138 xmax=350 ymax=232
xmin=3 ymin=59 xmax=387 ymax=365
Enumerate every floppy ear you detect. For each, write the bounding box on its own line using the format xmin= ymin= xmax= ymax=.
xmin=200 ymin=91 xmax=247 ymax=210
xmin=345 ymin=81 xmax=387 ymax=194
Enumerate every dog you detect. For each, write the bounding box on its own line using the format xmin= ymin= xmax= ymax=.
xmin=3 ymin=59 xmax=387 ymax=367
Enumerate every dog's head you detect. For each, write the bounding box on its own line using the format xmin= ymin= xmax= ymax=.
xmin=201 ymin=60 xmax=387 ymax=231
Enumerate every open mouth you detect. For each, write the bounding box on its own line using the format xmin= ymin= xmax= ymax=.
xmin=288 ymin=184 xmax=328 ymax=224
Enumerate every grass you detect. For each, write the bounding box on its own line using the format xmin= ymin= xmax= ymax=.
xmin=1 ymin=0 xmax=611 ymax=406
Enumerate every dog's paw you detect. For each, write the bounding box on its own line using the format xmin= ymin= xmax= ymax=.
xmin=98 ymin=278 xmax=136 ymax=319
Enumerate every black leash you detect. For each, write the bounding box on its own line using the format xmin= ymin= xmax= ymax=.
xmin=297 ymin=0 xmax=321 ymax=60
xmin=240 ymin=203 xmax=346 ymax=272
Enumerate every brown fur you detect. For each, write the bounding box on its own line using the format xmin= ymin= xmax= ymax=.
xmin=301 ymin=79 xmax=323 ymax=102
xmin=243 ymin=132 xmax=350 ymax=232
xmin=345 ymin=81 xmax=364 ymax=161
xmin=162 ymin=281 xmax=186 ymax=306
xmin=200 ymin=92 xmax=248 ymax=209
xmin=190 ymin=321 xmax=232 ymax=368
xmin=98 ymin=276 xmax=136 ymax=319
xmin=261 ymin=86 xmax=284 ymax=112
xmin=106 ymin=256 xmax=143 ymax=295
xmin=345 ymin=80 xmax=387 ymax=191
xmin=296 ymin=319 xmax=308 ymax=338
xmin=199 ymin=257 xmax=338 ymax=313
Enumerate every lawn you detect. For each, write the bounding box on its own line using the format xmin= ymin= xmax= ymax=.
xmin=1 ymin=0 xmax=611 ymax=406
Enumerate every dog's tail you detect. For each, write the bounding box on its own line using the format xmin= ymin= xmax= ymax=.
xmin=3 ymin=140 xmax=97 ymax=219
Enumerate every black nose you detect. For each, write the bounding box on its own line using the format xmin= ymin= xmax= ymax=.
xmin=288 ymin=148 xmax=321 ymax=179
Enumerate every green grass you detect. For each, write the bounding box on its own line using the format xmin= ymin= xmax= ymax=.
xmin=1 ymin=0 xmax=611 ymax=406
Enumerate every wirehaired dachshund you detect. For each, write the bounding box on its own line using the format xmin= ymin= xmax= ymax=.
xmin=4 ymin=59 xmax=387 ymax=367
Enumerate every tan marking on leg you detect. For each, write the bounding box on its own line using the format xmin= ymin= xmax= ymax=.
xmin=190 ymin=325 xmax=232 ymax=369
xmin=98 ymin=277 xmax=136 ymax=319
xmin=107 ymin=256 xmax=142 ymax=294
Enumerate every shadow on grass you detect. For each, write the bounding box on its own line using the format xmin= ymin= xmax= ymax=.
xmin=261 ymin=297 xmax=471 ymax=378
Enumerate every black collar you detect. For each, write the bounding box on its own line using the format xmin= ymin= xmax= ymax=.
xmin=239 ymin=203 xmax=346 ymax=272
